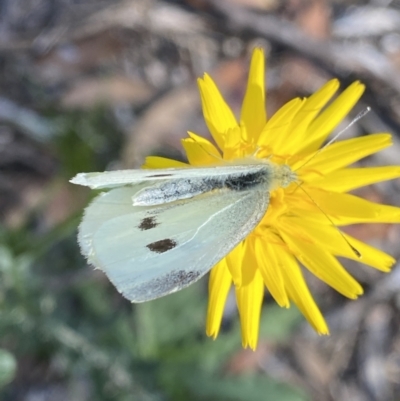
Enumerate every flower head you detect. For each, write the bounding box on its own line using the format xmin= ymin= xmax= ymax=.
xmin=144 ymin=48 xmax=400 ymax=349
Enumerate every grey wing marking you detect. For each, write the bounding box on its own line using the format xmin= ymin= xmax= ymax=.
xmin=80 ymin=185 xmax=270 ymax=302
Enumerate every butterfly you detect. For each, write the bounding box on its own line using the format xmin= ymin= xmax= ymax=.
xmin=70 ymin=160 xmax=296 ymax=302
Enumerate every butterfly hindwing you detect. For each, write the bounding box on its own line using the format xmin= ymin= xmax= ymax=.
xmin=78 ymin=185 xmax=270 ymax=302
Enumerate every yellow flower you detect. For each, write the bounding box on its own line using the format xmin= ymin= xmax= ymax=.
xmin=144 ymin=48 xmax=400 ymax=349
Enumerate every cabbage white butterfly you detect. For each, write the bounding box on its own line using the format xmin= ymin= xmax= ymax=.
xmin=71 ymin=159 xmax=296 ymax=302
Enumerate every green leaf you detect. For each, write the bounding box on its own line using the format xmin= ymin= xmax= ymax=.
xmin=0 ymin=349 xmax=17 ymax=387
xmin=259 ymin=304 xmax=302 ymax=341
xmin=185 ymin=372 xmax=310 ymax=401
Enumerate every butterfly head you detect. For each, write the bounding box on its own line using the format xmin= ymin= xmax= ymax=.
xmin=273 ymin=164 xmax=297 ymax=189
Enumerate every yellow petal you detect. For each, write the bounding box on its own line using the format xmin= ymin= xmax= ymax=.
xmin=300 ymin=81 xmax=365 ymax=153
xmin=235 ymin=268 xmax=264 ymax=350
xmin=206 ymin=259 xmax=232 ymax=339
xmin=276 ymin=246 xmax=329 ymax=334
xmin=342 ymin=234 xmax=395 ymax=272
xmin=198 ymin=74 xmax=238 ymax=149
xmin=240 ymin=48 xmax=266 ymax=142
xmin=223 ymin=126 xmax=251 ymax=160
xmin=181 ymin=132 xmax=222 ymax=166
xmin=257 ymin=98 xmax=305 ymax=153
xmin=226 ymin=242 xmax=245 ymax=286
xmin=254 ymin=235 xmax=289 ymax=307
xmin=301 ymin=188 xmax=400 ymax=224
xmin=276 ymin=79 xmax=340 ymax=154
xmin=293 ymin=133 xmax=393 ymax=176
xmin=241 ymin=240 xmax=258 ymax=286
xmin=279 ymin=223 xmax=363 ymax=299
xmin=281 ymin=216 xmax=395 ymax=272
xmin=142 ymin=156 xmax=188 ymax=169
xmin=310 ymin=166 xmax=400 ymax=192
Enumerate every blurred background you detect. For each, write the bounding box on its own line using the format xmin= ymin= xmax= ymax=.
xmin=1 ymin=0 xmax=400 ymax=400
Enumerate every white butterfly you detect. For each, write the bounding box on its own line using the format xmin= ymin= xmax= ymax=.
xmin=70 ymin=160 xmax=296 ymax=302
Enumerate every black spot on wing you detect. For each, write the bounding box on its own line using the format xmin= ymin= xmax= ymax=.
xmin=147 ymin=173 xmax=173 ymax=178
xmin=146 ymin=238 xmax=177 ymax=253
xmin=138 ymin=216 xmax=158 ymax=230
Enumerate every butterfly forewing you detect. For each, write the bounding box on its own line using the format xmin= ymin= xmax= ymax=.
xmin=71 ymin=164 xmax=268 ymax=189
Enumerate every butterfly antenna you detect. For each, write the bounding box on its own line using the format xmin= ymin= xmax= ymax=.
xmin=295 ymin=107 xmax=371 ymax=172
xmin=295 ymin=183 xmax=361 ymax=258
